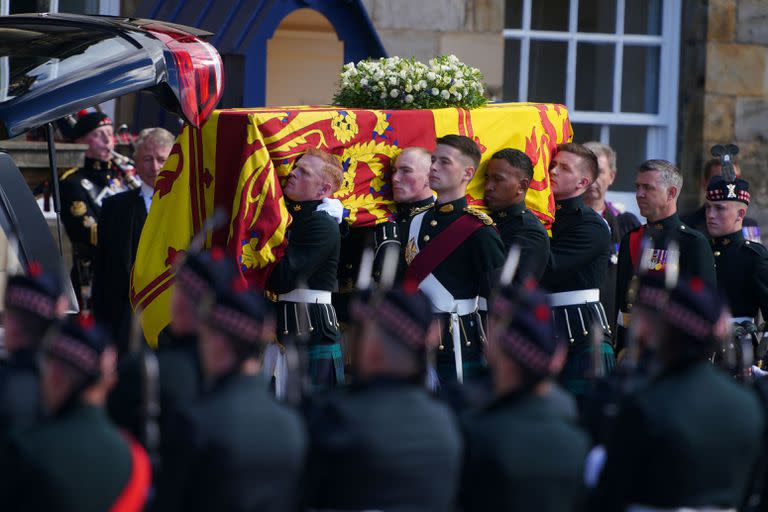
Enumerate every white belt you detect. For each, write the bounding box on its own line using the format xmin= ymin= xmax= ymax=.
xmin=732 ymin=316 xmax=754 ymax=324
xmin=548 ymin=288 xmax=600 ymax=307
xmin=627 ymin=506 xmax=735 ymax=512
xmin=278 ymin=289 xmax=332 ymax=304
xmin=419 ymin=272 xmax=486 ymax=315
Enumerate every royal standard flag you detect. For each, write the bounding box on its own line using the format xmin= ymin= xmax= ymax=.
xmin=131 ymin=103 xmax=571 ymax=344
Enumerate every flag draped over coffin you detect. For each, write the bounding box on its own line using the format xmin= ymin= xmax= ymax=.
xmin=131 ymin=102 xmax=572 ymax=344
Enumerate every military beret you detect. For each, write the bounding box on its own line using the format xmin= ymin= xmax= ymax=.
xmin=5 ymin=262 xmax=63 ymax=321
xmin=663 ymin=276 xmax=725 ymax=342
xmin=201 ymin=278 xmax=272 ymax=345
xmin=43 ymin=314 xmax=111 ymax=379
xmin=490 ymin=280 xmax=560 ymax=377
xmin=706 ymin=175 xmax=750 ymax=205
xmin=70 ymin=112 xmax=112 ymax=141
xmin=175 ymin=247 xmax=237 ymax=298
xmin=351 ymin=286 xmax=435 ymax=353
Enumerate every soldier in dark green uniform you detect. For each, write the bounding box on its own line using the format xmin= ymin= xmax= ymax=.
xmin=540 ymin=143 xmax=612 ymax=399
xmin=267 ymin=147 xmax=345 ymax=390
xmin=592 ymin=276 xmax=764 ymax=511
xmin=704 ymin=175 xmax=768 ymax=330
xmin=615 ymin=159 xmax=716 ymax=354
xmin=59 ymin=112 xmax=134 ymax=309
xmin=462 ymin=280 xmax=589 ymax=511
xmin=305 ymin=285 xmax=462 ymax=511
xmin=155 ymin=269 xmax=306 ymax=512
xmin=401 ymin=135 xmax=505 ymax=385
xmin=0 ymin=315 xmax=151 ymax=511
xmin=0 ymin=263 xmax=65 ymax=438
xmin=484 ymin=147 xmax=550 ymax=281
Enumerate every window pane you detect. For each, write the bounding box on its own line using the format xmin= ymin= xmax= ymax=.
xmin=505 ymin=0 xmax=523 ymax=28
xmin=528 ymin=41 xmax=567 ymax=104
xmin=502 ymin=39 xmax=521 ymax=101
xmin=610 ymin=125 xmax=648 ymax=189
xmin=531 ymin=0 xmax=570 ymax=31
xmin=625 ymin=0 xmax=662 ymax=35
xmin=571 ymin=123 xmax=602 ymax=144
xmin=59 ymin=0 xmax=101 ymax=13
xmin=575 ymin=43 xmax=614 ymax=111
xmin=621 ymin=45 xmax=660 ymax=113
xmin=10 ymin=0 xmax=38 ymax=13
xmin=578 ymin=0 xmax=616 ymax=33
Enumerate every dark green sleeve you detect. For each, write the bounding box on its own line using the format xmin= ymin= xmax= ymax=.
xmin=471 ymin=226 xmax=505 ymax=298
xmin=614 ymin=234 xmax=634 ymax=351
xmin=591 ymin=398 xmax=647 ymax=512
xmin=268 ymin=213 xmax=338 ymax=293
xmin=548 ymin=219 xmax=611 ymax=277
xmin=507 ymin=222 xmax=551 ymax=282
xmin=686 ymin=235 xmax=717 ymax=287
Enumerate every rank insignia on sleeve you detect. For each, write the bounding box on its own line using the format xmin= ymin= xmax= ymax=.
xmin=405 ymin=238 xmax=419 ymax=265
xmin=70 ymin=201 xmax=87 ymax=217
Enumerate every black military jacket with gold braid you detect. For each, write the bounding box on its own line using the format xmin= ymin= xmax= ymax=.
xmin=400 ymin=196 xmax=504 ymax=301
xmin=711 ymin=230 xmax=768 ymax=319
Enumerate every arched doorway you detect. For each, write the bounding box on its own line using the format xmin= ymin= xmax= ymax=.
xmin=265 ymin=9 xmax=344 ymax=107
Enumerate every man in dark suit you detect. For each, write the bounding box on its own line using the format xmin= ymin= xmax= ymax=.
xmin=93 ymin=127 xmax=174 ymax=353
xmin=484 ymin=147 xmax=550 ymax=281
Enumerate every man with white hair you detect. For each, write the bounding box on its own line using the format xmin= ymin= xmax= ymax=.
xmin=614 ymin=159 xmax=716 ymax=354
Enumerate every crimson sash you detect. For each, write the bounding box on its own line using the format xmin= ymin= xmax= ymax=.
xmin=404 ymin=214 xmax=484 ymax=285
xmin=629 ymin=225 xmax=646 ymax=269
xmin=110 ymin=434 xmax=152 ymax=512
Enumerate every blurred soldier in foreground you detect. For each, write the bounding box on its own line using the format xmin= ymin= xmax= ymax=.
xmin=540 ymin=143 xmax=612 ymax=399
xmin=59 ymin=112 xmax=133 ymax=309
xmin=0 ymin=263 xmax=65 ymax=437
xmin=0 ymin=315 xmax=151 ymax=511
xmin=583 ymin=141 xmax=641 ymax=332
xmin=461 ymin=279 xmax=588 ymax=511
xmin=615 ymin=160 xmax=716 ymax=353
xmin=484 ymin=148 xmax=550 ymax=282
xmin=305 ymin=285 xmax=462 ymax=511
xmin=401 ymin=135 xmax=504 ymax=385
xmin=93 ymin=127 xmax=174 ymax=353
xmin=592 ymin=276 xmax=764 ymax=511
xmin=268 ymin=148 xmax=345 ymax=389
xmin=156 ymin=274 xmax=306 ymax=512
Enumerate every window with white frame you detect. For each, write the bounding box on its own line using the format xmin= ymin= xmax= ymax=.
xmin=503 ymin=0 xmax=682 ymax=191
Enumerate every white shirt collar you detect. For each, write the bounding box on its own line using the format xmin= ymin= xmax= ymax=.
xmin=140 ymin=180 xmax=154 ymax=212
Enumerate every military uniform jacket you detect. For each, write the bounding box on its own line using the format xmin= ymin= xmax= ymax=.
xmin=491 ymin=201 xmax=550 ymax=282
xmin=59 ymin=157 xmax=127 ymax=260
xmin=155 ymin=373 xmax=306 ymax=512
xmin=592 ymin=361 xmax=764 ymax=511
xmin=305 ymin=377 xmax=462 ymax=511
xmin=540 ymin=195 xmax=611 ymax=293
xmin=615 ymin=214 xmax=716 ymax=349
xmin=711 ymin=230 xmax=768 ymax=319
xmin=0 ymin=404 xmax=136 ymax=512
xmin=402 ymin=196 xmax=505 ymax=302
xmin=461 ymin=390 xmax=589 ymax=512
xmin=601 ymin=203 xmax=641 ymax=331
xmin=0 ymin=349 xmax=39 ymax=439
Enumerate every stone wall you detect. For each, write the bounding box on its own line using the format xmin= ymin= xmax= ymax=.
xmin=361 ymin=0 xmax=505 ymax=99
xmin=701 ymin=0 xmax=768 ymax=224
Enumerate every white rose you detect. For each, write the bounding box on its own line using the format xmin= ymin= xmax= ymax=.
xmin=441 ymin=89 xmax=450 ymax=99
xmin=419 ymin=80 xmax=428 ymax=89
xmin=405 ymin=94 xmax=414 ymax=103
xmin=389 ymin=77 xmax=398 ymax=86
xmin=360 ymin=78 xmax=368 ymax=86
xmin=431 ymin=88 xmax=439 ymax=96
xmin=380 ymin=92 xmax=387 ymax=99
xmin=427 ymin=72 xmax=436 ymax=81
xmin=455 ymin=92 xmax=462 ymax=100
xmin=405 ymin=83 xmax=413 ymax=93
xmin=390 ymin=89 xmax=399 ymax=97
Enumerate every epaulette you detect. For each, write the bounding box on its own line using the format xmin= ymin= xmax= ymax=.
xmin=677 ymin=224 xmax=701 ymax=237
xmin=463 ymin=206 xmax=494 ymax=226
xmin=59 ymin=167 xmax=79 ymax=181
xmin=744 ymin=239 xmax=768 ymax=257
xmin=409 ymin=203 xmax=434 ymax=217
